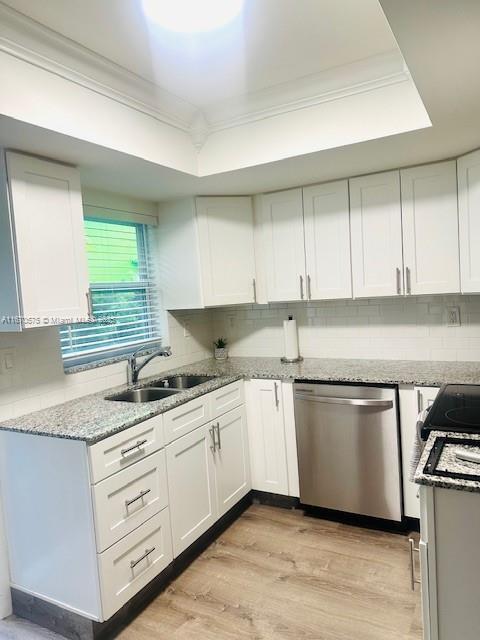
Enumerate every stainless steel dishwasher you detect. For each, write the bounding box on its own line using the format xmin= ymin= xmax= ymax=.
xmin=294 ymin=383 xmax=402 ymax=521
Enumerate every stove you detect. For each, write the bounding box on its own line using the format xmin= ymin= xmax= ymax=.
xmin=419 ymin=383 xmax=480 ymax=441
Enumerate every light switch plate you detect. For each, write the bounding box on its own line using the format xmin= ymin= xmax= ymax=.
xmin=446 ymin=306 xmax=461 ymax=327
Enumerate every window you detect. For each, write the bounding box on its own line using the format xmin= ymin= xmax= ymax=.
xmin=60 ymin=217 xmax=162 ymax=366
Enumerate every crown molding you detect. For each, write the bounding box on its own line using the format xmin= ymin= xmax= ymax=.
xmin=0 ymin=2 xmax=412 ymax=150
xmin=0 ymin=2 xmax=196 ymax=132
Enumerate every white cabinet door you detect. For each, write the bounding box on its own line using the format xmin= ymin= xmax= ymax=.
xmin=196 ymin=197 xmax=255 ymax=307
xmin=245 ymin=379 xmax=289 ymax=495
xmin=401 ymin=161 xmax=460 ymax=295
xmin=261 ymin=189 xmax=307 ymax=302
xmin=166 ymin=424 xmax=217 ymax=557
xmin=303 ymin=180 xmax=352 ymax=300
xmin=350 ymin=171 xmax=404 ymax=298
xmin=6 ymin=152 xmax=89 ymax=326
xmin=458 ymin=149 xmax=480 ymax=293
xmin=399 ymin=385 xmax=439 ymax=519
xmin=212 ymin=406 xmax=251 ymax=518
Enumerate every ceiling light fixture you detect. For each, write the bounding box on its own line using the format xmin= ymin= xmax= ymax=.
xmin=141 ymin=0 xmax=244 ymax=33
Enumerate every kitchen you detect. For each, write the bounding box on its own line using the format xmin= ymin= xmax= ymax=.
xmin=1 ymin=1 xmax=480 ymax=639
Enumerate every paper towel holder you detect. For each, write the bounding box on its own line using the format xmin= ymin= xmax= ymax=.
xmin=281 ymin=314 xmax=303 ymax=363
xmin=281 ymin=355 xmax=304 ymax=364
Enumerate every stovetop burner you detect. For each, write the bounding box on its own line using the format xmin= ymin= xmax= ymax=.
xmin=421 ymin=384 xmax=480 ymax=439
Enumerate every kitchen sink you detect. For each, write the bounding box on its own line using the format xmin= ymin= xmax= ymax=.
xmin=154 ymin=375 xmax=216 ymax=389
xmin=105 ymin=387 xmax=181 ymax=403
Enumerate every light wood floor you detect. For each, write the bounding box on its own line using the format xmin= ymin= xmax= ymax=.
xmin=119 ymin=504 xmax=422 ymax=640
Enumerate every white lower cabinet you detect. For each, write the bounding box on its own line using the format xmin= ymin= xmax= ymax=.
xmin=92 ymin=450 xmax=169 ymax=552
xmin=98 ymin=508 xmax=173 ymax=621
xmin=166 ymin=424 xmax=218 ymax=557
xmin=213 ymin=406 xmax=250 ymax=518
xmin=167 ymin=404 xmax=251 ymax=557
xmin=419 ymin=485 xmax=480 ymax=640
xmin=245 ymin=379 xmax=299 ymax=496
xmin=399 ymin=385 xmax=439 ymax=519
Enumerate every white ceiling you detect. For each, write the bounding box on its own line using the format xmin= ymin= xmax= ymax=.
xmin=0 ymin=0 xmax=479 ymax=201
xmin=1 ymin=0 xmax=398 ymax=108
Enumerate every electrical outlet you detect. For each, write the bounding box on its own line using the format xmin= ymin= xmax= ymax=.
xmin=0 ymin=348 xmax=16 ymax=374
xmin=446 ymin=306 xmax=461 ymax=327
xmin=227 ymin=315 xmax=236 ymax=329
xmin=183 ymin=319 xmax=191 ymax=338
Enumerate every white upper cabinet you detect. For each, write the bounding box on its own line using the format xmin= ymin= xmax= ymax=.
xmin=350 ymin=171 xmax=404 ymax=298
xmin=458 ymin=149 xmax=480 ymax=293
xmin=261 ymin=188 xmax=307 ymax=302
xmin=157 ymin=196 xmax=256 ymax=309
xmin=1 ymin=151 xmax=89 ymax=330
xmin=401 ymin=161 xmax=460 ymax=295
xmin=196 ymin=197 xmax=256 ymax=306
xmin=303 ymin=180 xmax=352 ymax=300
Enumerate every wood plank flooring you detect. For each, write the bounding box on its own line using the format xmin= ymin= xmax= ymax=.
xmin=119 ymin=505 xmax=422 ymax=640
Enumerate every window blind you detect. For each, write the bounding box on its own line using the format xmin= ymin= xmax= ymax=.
xmin=60 ymin=218 xmax=161 ymax=364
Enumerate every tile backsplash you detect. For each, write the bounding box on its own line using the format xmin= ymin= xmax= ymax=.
xmin=3 ymin=295 xmax=480 ymax=423
xmin=0 ymin=310 xmax=213 ymax=422
xmin=213 ymin=295 xmax=480 ymax=362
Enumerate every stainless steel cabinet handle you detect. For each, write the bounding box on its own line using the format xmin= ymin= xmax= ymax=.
xmin=406 ymin=267 xmax=412 ymax=294
xmin=396 ymin=268 xmax=402 ymax=295
xmin=121 ymin=439 xmax=148 ymax=456
xmin=274 ymin=382 xmax=280 ymax=408
xmin=209 ymin=425 xmax=216 ymax=453
xmin=295 ymin=394 xmax=393 ymax=408
xmin=307 ymin=274 xmax=312 ymax=300
xmin=252 ymin=278 xmax=257 ymax=303
xmin=417 ymin=389 xmax=422 ymax=413
xmin=130 ymin=546 xmax=155 ymax=569
xmin=299 ymin=275 xmax=304 ymax=300
xmin=409 ymin=538 xmax=421 ymax=590
xmin=215 ymin=421 xmax=221 ymax=450
xmin=86 ymin=290 xmax=93 ymax=318
xmin=125 ymin=488 xmax=151 ymax=508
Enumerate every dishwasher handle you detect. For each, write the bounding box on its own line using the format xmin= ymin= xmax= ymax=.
xmin=295 ymin=393 xmax=393 ymax=408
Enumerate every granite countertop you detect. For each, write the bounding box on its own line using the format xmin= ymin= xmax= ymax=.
xmin=2 ymin=356 xmax=480 ymax=445
xmin=415 ymin=431 xmax=480 ymax=493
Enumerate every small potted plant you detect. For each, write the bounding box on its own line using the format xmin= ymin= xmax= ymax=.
xmin=214 ymin=337 xmax=228 ymax=361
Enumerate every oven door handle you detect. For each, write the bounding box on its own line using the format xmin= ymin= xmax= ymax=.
xmin=295 ymin=394 xmax=393 ymax=408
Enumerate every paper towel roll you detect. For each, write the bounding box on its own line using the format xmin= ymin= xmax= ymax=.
xmin=283 ymin=316 xmax=300 ymax=361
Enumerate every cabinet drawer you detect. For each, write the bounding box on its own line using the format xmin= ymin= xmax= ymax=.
xmin=93 ymin=450 xmax=168 ymax=552
xmin=89 ymin=415 xmax=164 ymax=484
xmin=211 ymin=381 xmax=244 ymax=417
xmin=163 ymin=395 xmax=212 ymax=444
xmin=98 ymin=508 xmax=173 ymax=621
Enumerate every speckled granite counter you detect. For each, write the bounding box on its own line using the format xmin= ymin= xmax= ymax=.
xmin=415 ymin=431 xmax=480 ymax=493
xmin=175 ymin=356 xmax=480 ymax=386
xmin=1 ymin=356 xmax=480 ymax=445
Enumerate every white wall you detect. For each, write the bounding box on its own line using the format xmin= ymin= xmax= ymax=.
xmin=213 ymin=295 xmax=480 ymax=361
xmin=0 ymin=310 xmax=213 ymax=424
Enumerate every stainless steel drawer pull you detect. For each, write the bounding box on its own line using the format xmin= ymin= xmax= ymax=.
xmin=295 ymin=394 xmax=393 ymax=408
xmin=125 ymin=488 xmax=151 ymax=508
xmin=252 ymin=278 xmax=257 ymax=303
xmin=307 ymin=274 xmax=312 ymax=300
xmin=299 ymin=275 xmax=304 ymax=300
xmin=121 ymin=439 xmax=148 ymax=456
xmin=215 ymin=421 xmax=221 ymax=450
xmin=274 ymin=382 xmax=280 ymax=408
xmin=209 ymin=425 xmax=216 ymax=453
xmin=406 ymin=266 xmax=412 ymax=294
xmin=130 ymin=546 xmax=155 ymax=569
xmin=396 ymin=267 xmax=402 ymax=295
xmin=409 ymin=538 xmax=421 ymax=591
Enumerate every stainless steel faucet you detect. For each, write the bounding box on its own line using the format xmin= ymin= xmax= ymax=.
xmin=127 ymin=345 xmax=172 ymax=385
